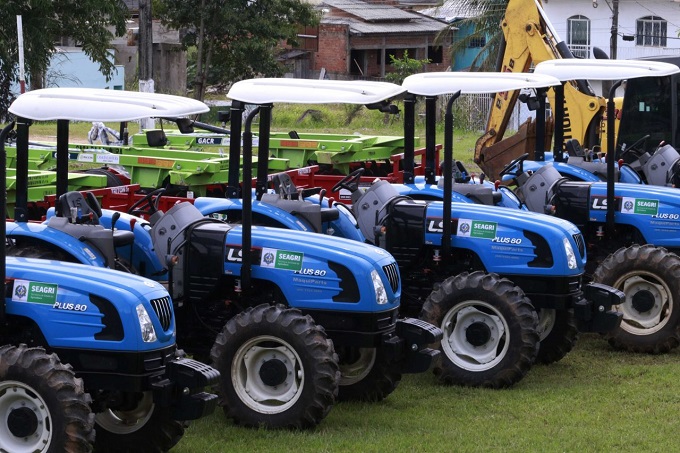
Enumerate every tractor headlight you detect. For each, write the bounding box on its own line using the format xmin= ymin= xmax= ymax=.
xmin=371 ymin=270 xmax=388 ymax=305
xmin=563 ymin=237 xmax=577 ymax=270
xmin=136 ymin=304 xmax=158 ymax=343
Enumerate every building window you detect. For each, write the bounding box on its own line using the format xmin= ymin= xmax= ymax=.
xmin=567 ymin=15 xmax=590 ymax=58
xmin=468 ymin=37 xmax=486 ymax=48
xmin=636 ymin=16 xmax=667 ymax=47
xmin=427 ymin=46 xmax=443 ymax=64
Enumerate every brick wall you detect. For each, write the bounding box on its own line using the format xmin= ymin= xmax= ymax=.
xmin=314 ymin=24 xmax=349 ymax=73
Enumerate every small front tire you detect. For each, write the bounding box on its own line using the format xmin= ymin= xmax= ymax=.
xmin=210 ymin=304 xmax=339 ymax=429
xmin=534 ymin=309 xmax=579 ymax=365
xmin=593 ymin=245 xmax=680 ymax=353
xmin=336 ymin=347 xmax=401 ymax=402
xmin=0 ymin=344 xmax=94 ymax=453
xmin=420 ymin=272 xmax=539 ymax=388
xmin=93 ymin=392 xmax=185 ymax=453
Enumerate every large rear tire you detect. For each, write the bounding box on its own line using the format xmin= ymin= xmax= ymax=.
xmin=592 ymin=244 xmax=680 ymax=353
xmin=0 ymin=344 xmax=94 ymax=453
xmin=336 ymin=347 xmax=401 ymax=402
xmin=420 ymin=272 xmax=539 ymax=388
xmin=210 ymin=304 xmax=339 ymax=429
xmin=93 ymin=392 xmax=185 ymax=453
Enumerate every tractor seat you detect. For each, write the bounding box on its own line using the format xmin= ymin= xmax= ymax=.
xmin=57 ymin=191 xmax=134 ymax=246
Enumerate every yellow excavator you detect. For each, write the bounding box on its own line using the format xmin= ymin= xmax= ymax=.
xmin=473 ymin=0 xmax=607 ymax=180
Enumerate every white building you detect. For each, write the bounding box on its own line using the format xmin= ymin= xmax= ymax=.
xmin=542 ymin=0 xmax=680 ymax=60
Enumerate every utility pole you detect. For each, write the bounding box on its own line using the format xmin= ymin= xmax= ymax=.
xmin=610 ymin=0 xmax=619 ymax=60
xmin=138 ymin=0 xmax=154 ymax=129
xmin=138 ymin=0 xmax=153 ymax=83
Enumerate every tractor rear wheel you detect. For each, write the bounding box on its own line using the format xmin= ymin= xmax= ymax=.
xmin=535 ymin=309 xmax=579 ymax=364
xmin=336 ymin=347 xmax=401 ymax=402
xmin=420 ymin=272 xmax=539 ymax=388
xmin=93 ymin=392 xmax=185 ymax=453
xmin=210 ymin=304 xmax=339 ymax=429
xmin=0 ymin=344 xmax=94 ymax=453
xmin=593 ymin=244 xmax=680 ymax=353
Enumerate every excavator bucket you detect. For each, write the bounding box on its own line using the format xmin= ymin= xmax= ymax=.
xmin=475 ymin=117 xmax=554 ymax=180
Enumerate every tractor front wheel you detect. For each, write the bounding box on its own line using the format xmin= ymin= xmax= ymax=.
xmin=93 ymin=392 xmax=185 ymax=453
xmin=0 ymin=344 xmax=94 ymax=453
xmin=210 ymin=304 xmax=339 ymax=429
xmin=336 ymin=347 xmax=401 ymax=402
xmin=534 ymin=309 xmax=579 ymax=365
xmin=420 ymin=272 xmax=539 ymax=388
xmin=593 ymin=244 xmax=680 ymax=353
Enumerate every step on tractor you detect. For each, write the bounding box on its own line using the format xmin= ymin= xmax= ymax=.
xmin=5 ymin=87 xmax=442 ymax=429
xmin=189 ymin=76 xmax=623 ymax=389
xmin=0 ymin=110 xmax=219 ymax=450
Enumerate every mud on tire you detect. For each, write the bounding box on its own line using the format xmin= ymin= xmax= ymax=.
xmin=592 ymin=244 xmax=680 ymax=353
xmin=210 ymin=304 xmax=339 ymax=429
xmin=0 ymin=344 xmax=94 ymax=453
xmin=420 ymin=271 xmax=539 ymax=388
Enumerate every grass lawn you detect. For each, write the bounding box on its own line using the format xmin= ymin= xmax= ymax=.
xmin=174 ymin=333 xmax=680 ymax=452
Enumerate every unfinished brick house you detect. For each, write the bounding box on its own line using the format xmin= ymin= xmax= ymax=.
xmin=296 ymin=0 xmax=453 ymax=79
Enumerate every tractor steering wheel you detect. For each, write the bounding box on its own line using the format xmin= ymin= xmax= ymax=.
xmin=128 ymin=187 xmax=166 ymax=217
xmin=619 ymin=134 xmax=651 ymax=159
xmin=331 ymin=168 xmax=365 ymax=193
xmin=499 ymin=153 xmax=530 ymax=179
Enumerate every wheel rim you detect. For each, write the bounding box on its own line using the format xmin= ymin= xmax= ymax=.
xmin=338 ymin=348 xmax=376 ymax=386
xmin=537 ymin=309 xmax=556 ymax=342
xmin=95 ymin=392 xmax=154 ymax=434
xmin=614 ymin=272 xmax=673 ymax=335
xmin=441 ymin=301 xmax=509 ymax=371
xmin=232 ymin=335 xmax=304 ymax=415
xmin=0 ymin=380 xmax=52 ymax=452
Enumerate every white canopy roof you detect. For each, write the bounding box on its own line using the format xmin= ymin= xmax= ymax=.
xmin=533 ymin=59 xmax=680 ymax=81
xmin=9 ymin=88 xmax=209 ymax=122
xmin=402 ymin=72 xmax=561 ymax=96
xmin=227 ymin=78 xmax=405 ymax=104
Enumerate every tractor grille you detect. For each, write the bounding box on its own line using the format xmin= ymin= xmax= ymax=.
xmin=382 ymin=262 xmax=400 ymax=293
xmin=572 ymin=233 xmax=586 ymax=258
xmin=150 ymin=296 xmax=173 ymax=331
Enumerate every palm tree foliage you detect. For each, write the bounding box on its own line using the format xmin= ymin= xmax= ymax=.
xmin=438 ymin=0 xmax=509 ymax=71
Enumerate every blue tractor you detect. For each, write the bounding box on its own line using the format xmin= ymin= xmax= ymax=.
xmin=450 ymin=62 xmax=680 ymax=355
xmin=4 ymin=86 xmax=441 ymax=429
xmin=190 ymin=77 xmax=623 ymax=389
xmin=0 ymin=115 xmax=219 ymax=449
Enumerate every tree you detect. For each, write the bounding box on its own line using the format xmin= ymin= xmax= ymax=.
xmin=437 ymin=0 xmax=508 ymax=71
xmin=0 ymin=0 xmax=129 ymax=119
xmin=384 ymin=50 xmax=431 ymax=85
xmin=155 ymin=0 xmax=319 ymax=101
